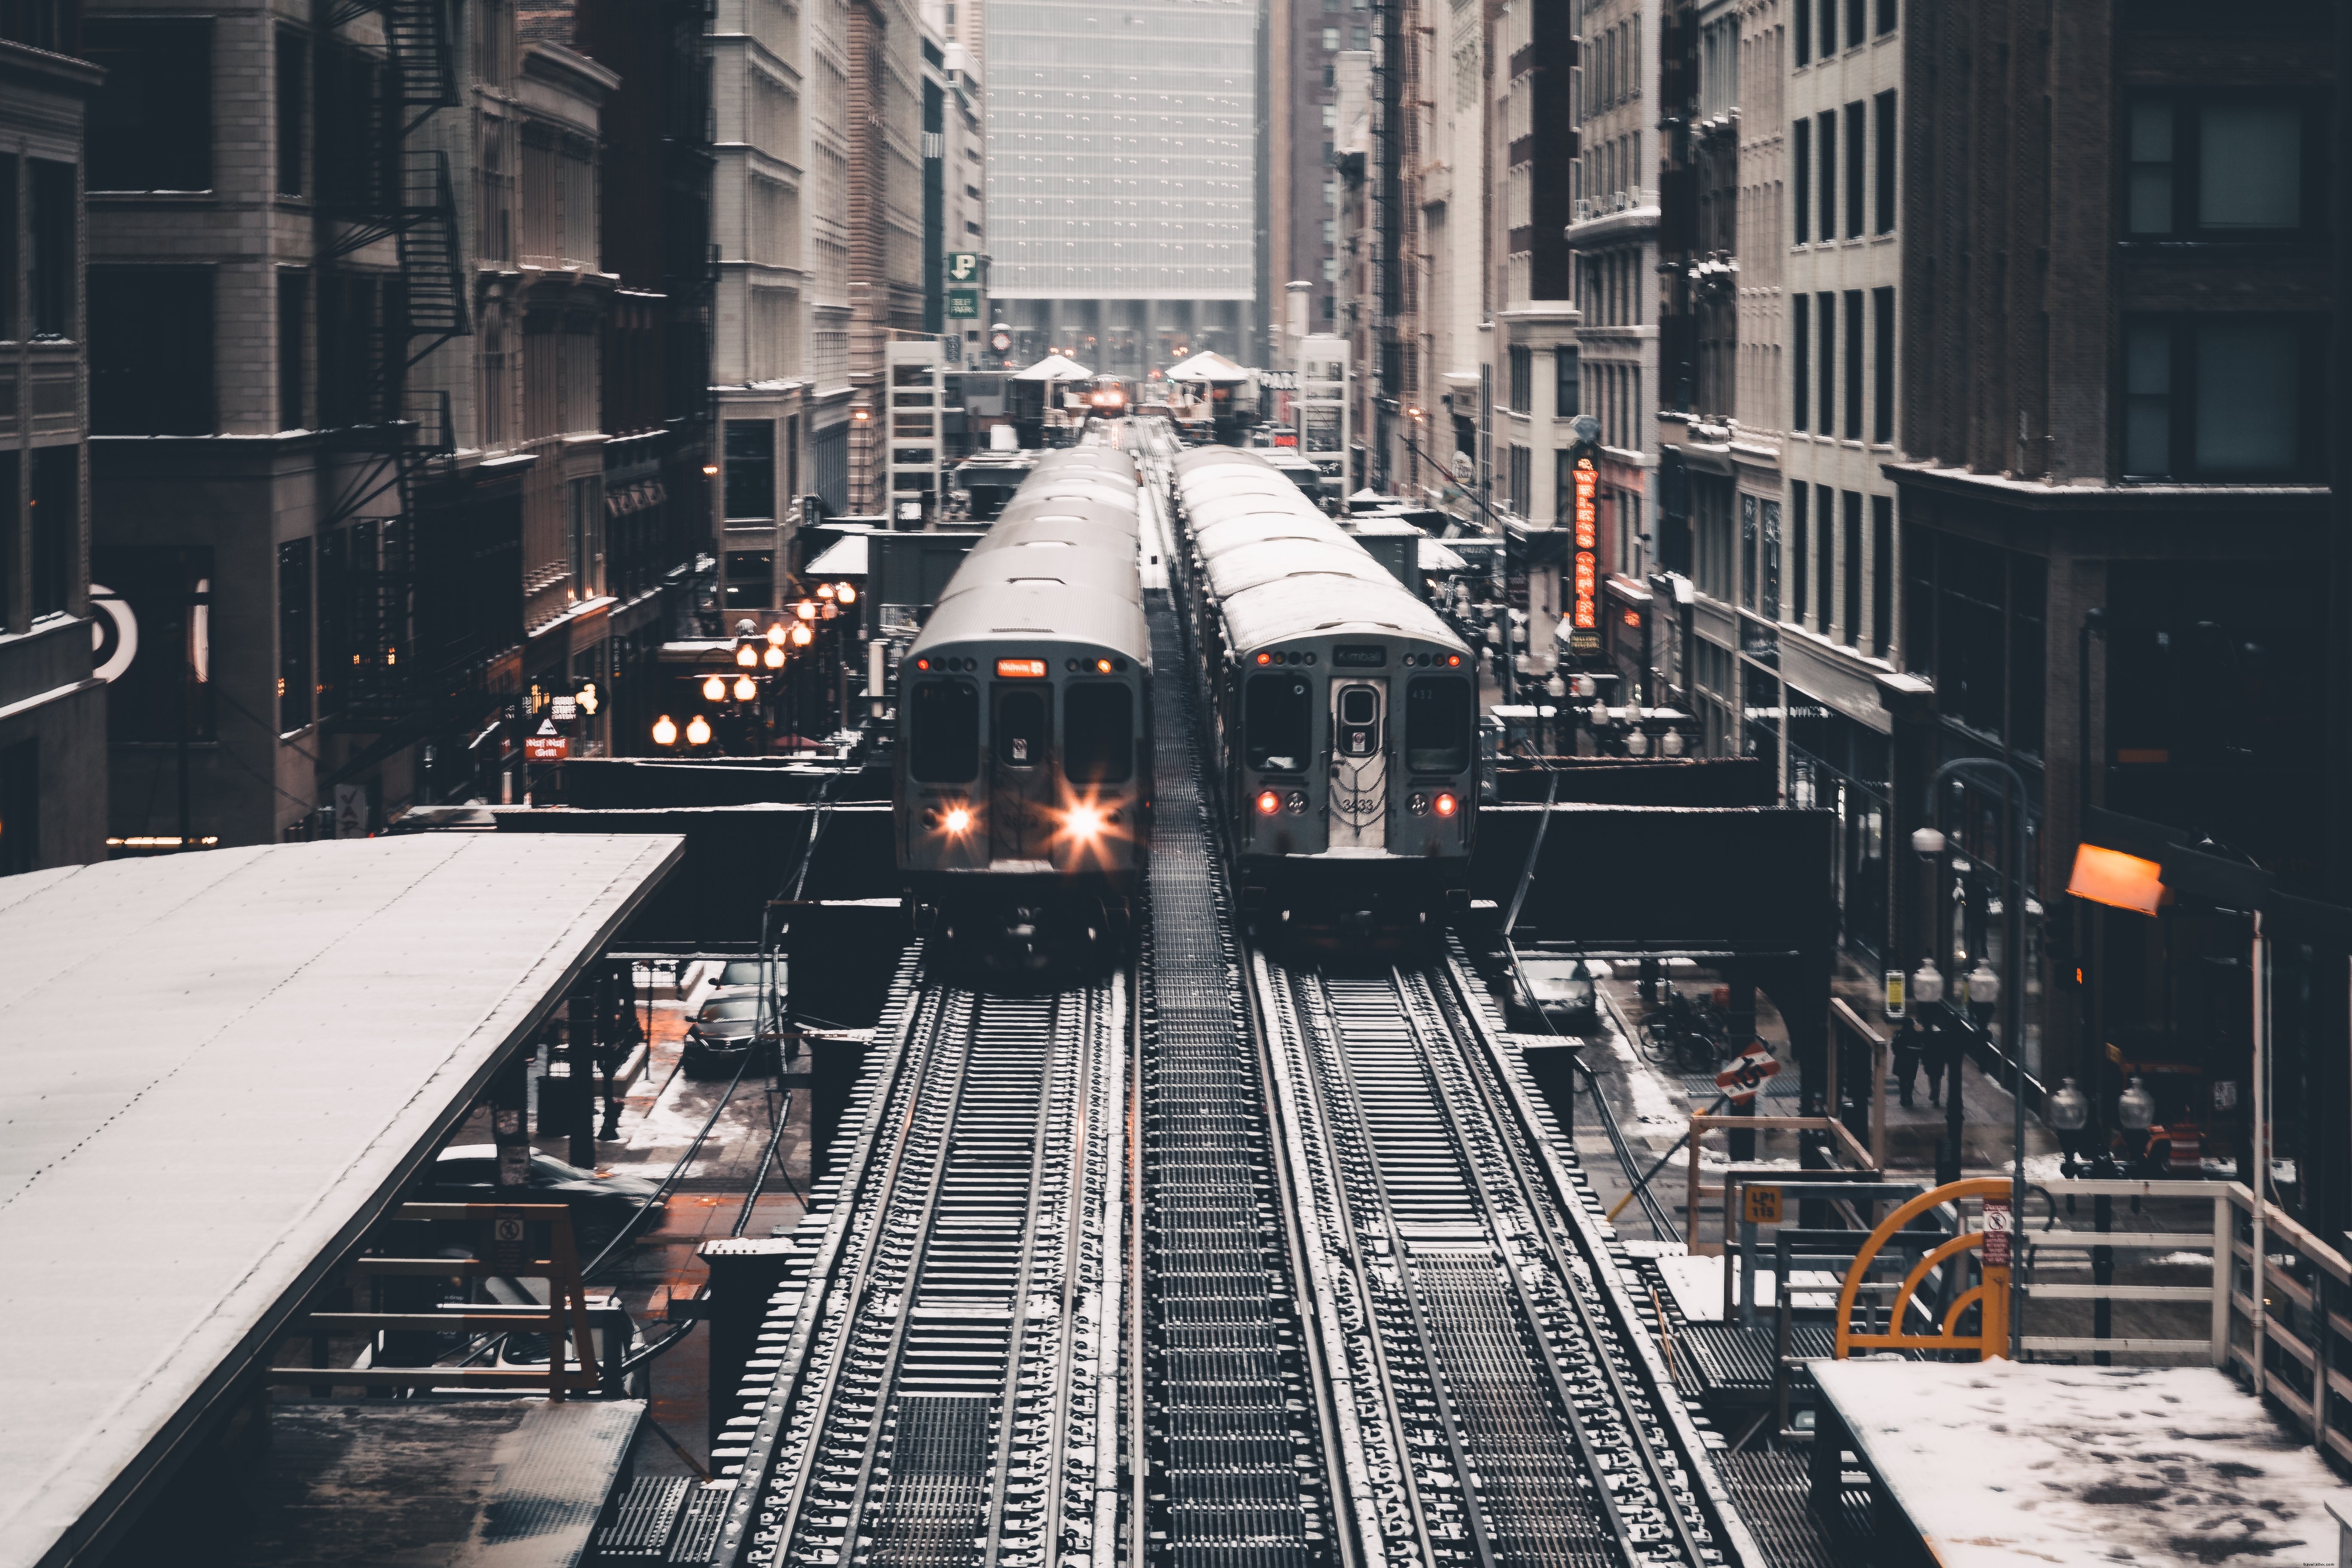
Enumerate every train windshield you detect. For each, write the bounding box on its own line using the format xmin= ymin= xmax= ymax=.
xmin=1405 ymin=677 xmax=1473 ymax=773
xmin=1245 ymin=673 xmax=1313 ymax=772
xmin=907 ymin=679 xmax=979 ymax=781
xmin=1063 ymin=684 xmax=1133 ymax=783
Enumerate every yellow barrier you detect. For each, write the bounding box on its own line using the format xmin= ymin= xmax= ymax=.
xmin=1832 ymin=1177 xmax=2011 ymax=1361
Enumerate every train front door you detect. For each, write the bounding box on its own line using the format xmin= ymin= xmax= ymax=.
xmin=989 ymin=681 xmax=1055 ymax=865
xmin=1328 ymin=678 xmax=1387 ymax=851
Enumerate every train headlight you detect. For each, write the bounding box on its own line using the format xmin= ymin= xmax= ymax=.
xmin=1064 ymin=803 xmax=1106 ymax=840
xmin=1433 ymin=792 xmax=1459 ymax=818
xmin=1256 ymin=790 xmax=1282 ymax=816
xmin=1285 ymin=790 xmax=1308 ymax=816
xmin=1408 ymin=792 xmax=1430 ymax=817
xmin=942 ymin=805 xmax=973 ymax=834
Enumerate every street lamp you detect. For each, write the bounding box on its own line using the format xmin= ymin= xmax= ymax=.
xmin=652 ymin=714 xmax=679 ymax=747
xmin=702 ymin=674 xmax=726 ymax=702
xmin=736 ymin=642 xmax=759 ymax=668
xmin=2116 ymin=1075 xmax=2157 ymax=1173
xmin=764 ymin=644 xmax=787 ymax=670
xmin=791 ymin=622 xmax=813 ymax=648
xmin=2046 ymin=1077 xmax=2091 ymax=1174
xmin=732 ymin=674 xmax=758 ymax=702
xmin=685 ymin=713 xmax=713 ymax=747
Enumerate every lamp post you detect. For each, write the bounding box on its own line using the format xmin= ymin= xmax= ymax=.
xmin=1920 ymin=756 xmax=2034 ymax=1353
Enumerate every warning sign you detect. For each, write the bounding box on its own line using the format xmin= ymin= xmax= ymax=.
xmin=1714 ymin=1043 xmax=1782 ymax=1104
xmin=524 ymin=716 xmax=569 ymax=762
xmin=489 ymin=1207 xmax=528 ymax=1270
xmin=1981 ymin=1198 xmax=2013 ymax=1267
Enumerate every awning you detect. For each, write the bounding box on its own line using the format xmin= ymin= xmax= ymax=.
xmin=1165 ymin=349 xmax=1250 ymax=383
xmin=1014 ymin=353 xmax=1093 ymax=382
xmin=805 ymin=531 xmax=870 ymax=576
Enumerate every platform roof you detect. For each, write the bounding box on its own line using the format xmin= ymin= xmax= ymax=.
xmin=0 ymin=834 xmax=684 ymax=1568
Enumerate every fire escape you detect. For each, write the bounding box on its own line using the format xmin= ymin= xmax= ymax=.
xmin=317 ymin=0 xmax=469 ymax=724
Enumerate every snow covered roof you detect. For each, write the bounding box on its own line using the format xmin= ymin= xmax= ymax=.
xmin=0 ymin=835 xmax=685 ymax=1568
xmin=1813 ymin=1360 xmax=2343 ymax=1568
xmin=1013 ymin=352 xmax=1093 ymax=381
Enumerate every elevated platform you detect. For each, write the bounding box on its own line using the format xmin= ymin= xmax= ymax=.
xmin=0 ymin=835 xmax=683 ymax=1568
xmin=1811 ymin=1360 xmax=2343 ymax=1568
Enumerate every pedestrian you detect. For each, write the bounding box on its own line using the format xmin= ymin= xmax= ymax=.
xmin=1893 ymin=1022 xmax=1926 ymax=1109
xmin=1922 ymin=1023 xmax=1961 ymax=1109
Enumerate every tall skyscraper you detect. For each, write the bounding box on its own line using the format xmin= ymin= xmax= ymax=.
xmin=986 ymin=0 xmax=1258 ymax=374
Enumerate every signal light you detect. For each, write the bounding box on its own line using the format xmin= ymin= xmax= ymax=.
xmin=1447 ymin=654 xmax=1462 ymax=667
xmin=1256 ymin=651 xmax=1272 ymax=665
xmin=1433 ymin=792 xmax=1458 ymax=818
xmin=916 ymin=658 xmax=931 ymax=671
xmin=1096 ymin=658 xmax=1113 ymax=674
xmin=1256 ymin=790 xmax=1282 ymax=816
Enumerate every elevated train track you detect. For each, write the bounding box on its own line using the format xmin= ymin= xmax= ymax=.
xmin=704 ymin=428 xmax=1758 ymax=1568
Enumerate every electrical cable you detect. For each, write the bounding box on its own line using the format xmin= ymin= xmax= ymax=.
xmin=580 ymin=1041 xmax=758 ymax=1283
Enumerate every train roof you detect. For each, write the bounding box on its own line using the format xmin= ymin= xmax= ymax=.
xmin=909 ymin=584 xmax=1152 ymax=665
xmin=1200 ymin=537 xmax=1398 ymax=600
xmin=1220 ymin=575 xmax=1464 ymax=654
xmin=937 ymin=543 xmax=1143 ymax=607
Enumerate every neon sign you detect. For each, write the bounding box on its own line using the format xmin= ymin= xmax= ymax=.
xmin=1571 ymin=457 xmax=1599 ymax=651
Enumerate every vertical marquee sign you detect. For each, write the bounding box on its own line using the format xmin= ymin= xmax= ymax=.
xmin=1569 ymin=455 xmax=1601 ymax=657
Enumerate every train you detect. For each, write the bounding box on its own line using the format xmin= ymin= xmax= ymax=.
xmin=895 ymin=441 xmax=1153 ymax=970
xmin=1170 ymin=446 xmax=1477 ymax=945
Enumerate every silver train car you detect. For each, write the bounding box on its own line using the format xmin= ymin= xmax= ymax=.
xmin=1172 ymin=447 xmax=1477 ymax=943
xmin=895 ymin=447 xmax=1153 ymax=965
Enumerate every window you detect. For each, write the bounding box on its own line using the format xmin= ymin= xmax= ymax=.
xmin=1844 ymin=102 xmax=1866 ymax=236
xmin=1246 ymin=672 xmax=1313 ymax=772
xmin=1794 ymin=0 xmax=1812 ymax=65
xmin=1872 ymin=287 xmax=1894 ymax=442
xmin=1792 ymin=119 xmax=1811 ymax=241
xmin=1819 ymin=0 xmax=1837 ymax=58
xmin=1815 ymin=484 xmax=1836 ymax=634
xmin=1508 ymin=444 xmax=1531 ymax=514
xmin=279 ymin=538 xmax=312 ymax=733
xmin=1816 ymin=292 xmax=1835 ymax=433
xmin=1816 ymin=112 xmax=1837 ymax=243
xmin=1841 ymin=490 xmax=1863 ymax=648
xmin=2126 ymin=97 xmax=2314 ymax=238
xmin=29 ymin=446 xmax=74 ymax=621
xmin=1507 ymin=345 xmax=1531 ymax=413
xmin=277 ymin=272 xmax=306 ymax=430
xmin=0 ymin=157 xmax=14 ymax=341
xmin=1322 ymin=25 xmax=1338 ymax=48
xmin=1555 ymin=347 xmax=1579 ymax=417
xmin=276 ymin=30 xmax=306 ymax=196
xmin=1843 ymin=290 xmax=1863 ymax=440
xmin=907 ymin=680 xmax=979 ymax=782
xmin=1877 ymin=0 xmax=1897 ymax=33
xmin=1789 ymin=484 xmax=1809 ymax=624
xmin=723 ymin=550 xmax=773 ymax=609
xmin=1761 ymin=499 xmax=1782 ymax=621
xmin=316 ymin=526 xmax=348 ymax=720
xmin=1870 ymin=495 xmax=1894 ymax=659
xmin=1350 ymin=26 xmax=1368 ymax=48
xmin=89 ymin=266 xmax=214 ymax=435
xmin=1874 ymin=91 xmax=1897 ymax=232
xmin=2124 ymin=316 xmax=2320 ymax=480
xmin=1740 ymin=493 xmax=1758 ymax=611
xmin=83 ymin=19 xmax=213 ymax=191
xmin=1792 ymin=292 xmax=1810 ymax=431
xmin=724 ymin=420 xmax=776 ymax=518
xmin=1846 ymin=0 xmax=1866 ymax=49
xmin=28 ymin=159 xmax=74 ymax=339
xmin=1063 ymin=684 xmax=1133 ymax=783
xmin=568 ymin=477 xmax=598 ymax=595
xmin=1404 ymin=678 xmax=1472 ymax=774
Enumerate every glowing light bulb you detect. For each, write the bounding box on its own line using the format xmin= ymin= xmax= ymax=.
xmin=764 ymin=644 xmax=786 ymax=669
xmin=652 ymin=714 xmax=679 ymax=747
xmin=791 ymin=623 xmax=812 ymax=647
xmin=736 ymin=643 xmax=758 ymax=668
xmin=702 ymin=675 xmax=726 ymax=701
xmin=733 ymin=675 xmax=757 ymax=701
xmin=685 ymin=714 xmax=712 ymax=747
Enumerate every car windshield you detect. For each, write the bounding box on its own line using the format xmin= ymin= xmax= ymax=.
xmin=702 ymin=996 xmax=762 ymax=1021
xmin=716 ymin=961 xmax=765 ymax=988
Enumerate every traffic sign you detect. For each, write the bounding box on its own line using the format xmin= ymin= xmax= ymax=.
xmin=1742 ymin=1185 xmax=1783 ymax=1225
xmin=550 ymin=695 xmax=579 ymax=723
xmin=946 ymin=287 xmax=980 ymax=319
xmin=489 ymin=1207 xmax=528 ymax=1270
xmin=524 ymin=716 xmax=569 ymax=762
xmin=946 ymin=251 xmax=983 ymax=283
xmin=1714 ymin=1042 xmax=1782 ymax=1103
xmin=1981 ymin=1198 xmax=2013 ymax=1266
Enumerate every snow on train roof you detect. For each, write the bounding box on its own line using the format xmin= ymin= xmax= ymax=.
xmin=938 ymin=543 xmax=1143 ymax=606
xmin=1201 ymin=537 xmax=1399 ymax=599
xmin=1220 ymin=573 xmax=1464 ymax=653
xmin=910 ymin=582 xmax=1152 ymax=663
xmin=1191 ymin=512 xmax=1356 ymax=563
xmin=970 ymin=502 xmax=1139 ymax=554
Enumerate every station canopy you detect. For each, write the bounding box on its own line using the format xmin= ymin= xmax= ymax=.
xmin=0 ymin=833 xmax=683 ymax=1568
xmin=1165 ymin=349 xmax=1250 ymax=383
xmin=1014 ymin=352 xmax=1093 ymax=381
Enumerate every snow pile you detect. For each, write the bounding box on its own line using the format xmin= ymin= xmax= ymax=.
xmin=1813 ymin=1360 xmax=2340 ymax=1567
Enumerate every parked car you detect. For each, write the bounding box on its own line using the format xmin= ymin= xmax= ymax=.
xmin=703 ymin=959 xmax=774 ymax=1004
xmin=423 ymin=1145 xmax=665 ymax=1254
xmin=682 ymin=994 xmax=779 ymax=1078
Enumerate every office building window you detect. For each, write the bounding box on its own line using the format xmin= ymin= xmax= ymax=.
xmin=1508 ymin=346 xmax=1531 ymax=413
xmin=29 ymin=446 xmax=75 ymax=621
xmin=279 ymin=538 xmax=312 ymax=733
xmin=724 ymin=550 xmax=773 ymax=610
xmin=1843 ymin=290 xmax=1864 ymax=440
xmin=1761 ymin=500 xmax=1782 ymax=621
xmin=2126 ymin=96 xmax=2316 ymax=238
xmin=568 ymin=477 xmax=598 ymax=595
xmin=1794 ymin=0 xmax=1811 ymax=65
xmin=1555 ymin=349 xmax=1580 ymax=418
xmin=1740 ymin=493 xmax=1758 ymax=612
xmin=1845 ymin=102 xmax=1866 ymax=236
xmin=90 ymin=267 xmax=214 ymax=435
xmin=1872 ymin=287 xmax=1894 ymax=443
xmin=2123 ymin=316 xmax=2321 ymax=480
xmin=276 ymin=29 xmax=306 ymax=196
xmin=1816 ymin=293 xmax=1835 ymax=433
xmin=28 ymin=159 xmax=75 ymax=340
xmin=1841 ymin=490 xmax=1863 ymax=649
xmin=1793 ymin=119 xmax=1811 ymax=244
xmin=1816 ymin=113 xmax=1837 ymax=242
xmin=1870 ymin=495 xmax=1894 ymax=660
xmin=83 ymin=19 xmax=214 ymax=192
xmin=1792 ymin=293 xmax=1810 ymax=431
xmin=1877 ymin=0 xmax=1897 ymax=33
xmin=1846 ymin=0 xmax=1866 ymax=46
xmin=1816 ymin=485 xmax=1836 ymax=636
xmin=1820 ymin=0 xmax=1838 ymax=59
xmin=724 ymin=420 xmax=776 ymax=519
xmin=277 ymin=273 xmax=306 ymax=431
xmin=1790 ymin=483 xmax=1809 ymax=624
xmin=1874 ymin=91 xmax=1897 ymax=232
xmin=316 ymin=526 xmax=348 ymax=720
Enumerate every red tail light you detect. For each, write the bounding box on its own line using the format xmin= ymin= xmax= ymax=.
xmin=1256 ymin=790 xmax=1282 ymax=816
xmin=1433 ymin=792 xmax=1458 ymax=818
